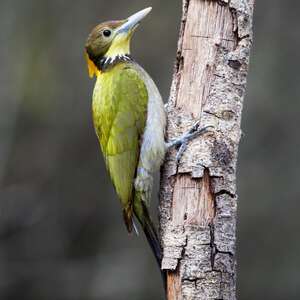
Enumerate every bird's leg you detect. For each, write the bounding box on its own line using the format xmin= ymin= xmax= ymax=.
xmin=166 ymin=122 xmax=214 ymax=164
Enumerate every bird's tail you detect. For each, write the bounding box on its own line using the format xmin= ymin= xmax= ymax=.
xmin=134 ymin=199 xmax=161 ymax=265
xmin=133 ymin=193 xmax=166 ymax=288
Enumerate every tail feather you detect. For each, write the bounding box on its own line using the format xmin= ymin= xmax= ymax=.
xmin=139 ymin=205 xmax=162 ymax=266
xmin=133 ymin=197 xmax=166 ymax=290
xmin=132 ymin=219 xmax=139 ymax=235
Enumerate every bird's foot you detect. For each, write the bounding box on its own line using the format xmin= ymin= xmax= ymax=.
xmin=166 ymin=122 xmax=214 ymax=164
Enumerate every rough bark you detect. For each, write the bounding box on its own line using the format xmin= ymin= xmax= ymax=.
xmin=159 ymin=0 xmax=255 ymax=299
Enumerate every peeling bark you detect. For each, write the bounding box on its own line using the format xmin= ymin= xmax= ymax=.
xmin=159 ymin=0 xmax=254 ymax=299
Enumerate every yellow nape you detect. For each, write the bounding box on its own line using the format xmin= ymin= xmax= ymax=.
xmin=85 ymin=52 xmax=100 ymax=78
xmin=105 ymin=32 xmax=132 ymax=59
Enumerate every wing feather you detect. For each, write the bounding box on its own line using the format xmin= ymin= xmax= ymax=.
xmin=92 ymin=63 xmax=148 ymax=231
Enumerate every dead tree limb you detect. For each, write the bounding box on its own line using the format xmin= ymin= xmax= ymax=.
xmin=159 ymin=0 xmax=255 ymax=299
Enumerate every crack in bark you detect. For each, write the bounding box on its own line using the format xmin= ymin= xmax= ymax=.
xmin=215 ymin=189 xmax=236 ymax=198
xmin=173 ymin=0 xmax=191 ymax=107
xmin=209 ymin=223 xmax=217 ymax=269
xmin=191 ymin=35 xmax=235 ymax=43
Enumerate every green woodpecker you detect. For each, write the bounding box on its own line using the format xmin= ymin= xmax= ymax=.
xmin=85 ymin=7 xmax=165 ymax=265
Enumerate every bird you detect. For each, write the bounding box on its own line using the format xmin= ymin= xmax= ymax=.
xmin=84 ymin=7 xmax=212 ymax=274
xmin=84 ymin=7 xmax=166 ymax=267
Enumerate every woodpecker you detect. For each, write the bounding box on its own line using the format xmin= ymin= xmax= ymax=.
xmin=85 ymin=7 xmax=165 ymax=266
xmin=85 ymin=7 xmax=211 ymax=271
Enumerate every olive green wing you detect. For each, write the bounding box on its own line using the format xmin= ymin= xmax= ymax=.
xmin=93 ymin=64 xmax=148 ymax=232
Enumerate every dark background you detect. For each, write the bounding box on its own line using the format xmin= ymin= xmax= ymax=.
xmin=0 ymin=0 xmax=299 ymax=299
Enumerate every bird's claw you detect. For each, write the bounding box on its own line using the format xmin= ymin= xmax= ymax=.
xmin=188 ymin=120 xmax=201 ymax=133
xmin=175 ymin=142 xmax=188 ymax=165
xmin=167 ymin=124 xmax=214 ymax=165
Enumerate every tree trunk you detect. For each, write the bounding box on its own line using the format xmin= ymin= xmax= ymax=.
xmin=159 ymin=0 xmax=255 ymax=299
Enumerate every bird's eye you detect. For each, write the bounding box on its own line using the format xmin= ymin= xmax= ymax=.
xmin=103 ymin=29 xmax=111 ymax=37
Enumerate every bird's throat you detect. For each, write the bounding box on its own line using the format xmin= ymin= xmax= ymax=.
xmin=85 ymin=33 xmax=134 ymax=76
xmin=97 ymin=33 xmax=133 ymax=71
xmin=85 ymin=52 xmax=133 ymax=77
xmin=98 ymin=54 xmax=133 ymax=71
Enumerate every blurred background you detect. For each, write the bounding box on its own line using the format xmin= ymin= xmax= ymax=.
xmin=0 ymin=0 xmax=299 ymax=299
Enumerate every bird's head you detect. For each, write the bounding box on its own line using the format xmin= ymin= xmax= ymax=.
xmin=85 ymin=7 xmax=152 ymax=77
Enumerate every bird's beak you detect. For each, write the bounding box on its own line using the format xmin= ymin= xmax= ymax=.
xmin=116 ymin=7 xmax=152 ymax=34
